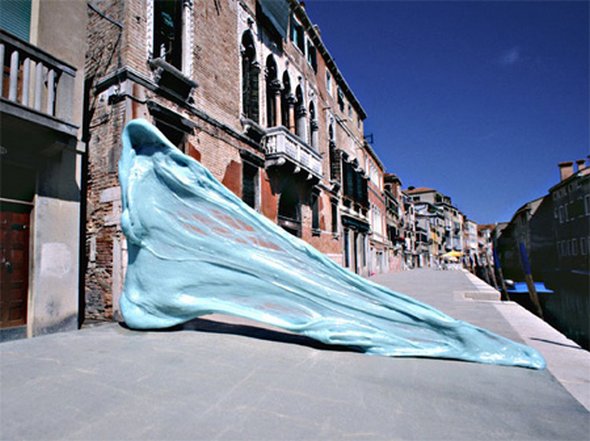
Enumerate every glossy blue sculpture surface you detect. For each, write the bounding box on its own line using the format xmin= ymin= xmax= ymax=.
xmin=119 ymin=119 xmax=545 ymax=369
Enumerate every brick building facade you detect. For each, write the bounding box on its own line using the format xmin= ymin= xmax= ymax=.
xmin=83 ymin=0 xmax=394 ymax=320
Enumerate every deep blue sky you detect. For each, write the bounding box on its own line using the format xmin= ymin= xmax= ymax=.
xmin=305 ymin=0 xmax=589 ymax=223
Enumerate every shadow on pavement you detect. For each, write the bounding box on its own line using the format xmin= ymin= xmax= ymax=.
xmin=119 ymin=317 xmax=361 ymax=354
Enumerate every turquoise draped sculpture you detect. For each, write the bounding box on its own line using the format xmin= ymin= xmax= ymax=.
xmin=119 ymin=119 xmax=545 ymax=369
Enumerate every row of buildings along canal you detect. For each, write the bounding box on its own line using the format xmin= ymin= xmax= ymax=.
xmin=1 ymin=0 xmax=587 ymax=348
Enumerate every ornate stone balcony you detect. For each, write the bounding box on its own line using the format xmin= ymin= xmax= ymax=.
xmin=262 ymin=126 xmax=322 ymax=180
xmin=0 ymin=30 xmax=78 ymax=138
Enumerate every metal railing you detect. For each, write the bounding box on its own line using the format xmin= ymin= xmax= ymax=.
xmin=263 ymin=126 xmax=323 ymax=178
xmin=1 ymin=30 xmax=77 ymax=124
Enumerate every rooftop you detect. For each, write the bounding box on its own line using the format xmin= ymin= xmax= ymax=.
xmin=404 ymin=187 xmax=436 ymax=195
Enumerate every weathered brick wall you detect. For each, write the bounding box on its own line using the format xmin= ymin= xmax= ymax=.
xmin=121 ymin=0 xmax=149 ymax=75
xmin=193 ymin=1 xmax=241 ymax=128
xmin=84 ymin=98 xmax=127 ymax=320
xmin=83 ymin=0 xmax=390 ymax=321
xmin=86 ymin=1 xmax=124 ymax=80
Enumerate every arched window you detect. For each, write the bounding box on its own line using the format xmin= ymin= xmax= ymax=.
xmin=265 ymin=56 xmax=279 ymax=127
xmin=281 ymin=71 xmax=291 ymax=128
xmin=241 ymin=31 xmax=259 ymax=123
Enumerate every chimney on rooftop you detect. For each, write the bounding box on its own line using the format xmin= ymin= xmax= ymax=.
xmin=576 ymin=158 xmax=586 ymax=171
xmin=558 ymin=161 xmax=574 ymax=181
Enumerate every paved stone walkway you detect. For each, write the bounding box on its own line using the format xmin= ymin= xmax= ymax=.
xmin=1 ymin=269 xmax=588 ymax=440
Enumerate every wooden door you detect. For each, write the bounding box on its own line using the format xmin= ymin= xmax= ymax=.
xmin=0 ymin=211 xmax=30 ymax=328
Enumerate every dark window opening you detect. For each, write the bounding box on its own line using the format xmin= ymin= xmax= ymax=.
xmin=360 ymin=233 xmax=366 ymax=267
xmin=344 ymin=229 xmax=350 ymax=267
xmin=331 ymin=200 xmax=338 ymax=234
xmin=154 ymin=0 xmax=182 ymax=69
xmin=265 ymin=55 xmax=278 ymax=127
xmin=352 ymin=230 xmax=359 ymax=273
xmin=281 ymin=71 xmax=291 ymax=128
xmin=241 ymin=31 xmax=259 ymax=123
xmin=306 ymin=40 xmax=317 ymax=72
xmin=337 ymin=88 xmax=345 ymax=112
xmin=242 ymin=162 xmax=259 ymax=209
xmin=290 ymin=18 xmax=304 ymax=52
xmin=311 ymin=192 xmax=320 ymax=232
xmin=278 ymin=186 xmax=301 ymax=237
xmin=329 ymin=142 xmax=340 ymax=182
xmin=155 ymin=120 xmax=186 ymax=152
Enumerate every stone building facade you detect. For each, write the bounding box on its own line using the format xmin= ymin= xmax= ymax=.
xmin=405 ymin=186 xmax=467 ymax=268
xmin=83 ymin=0 xmax=390 ymax=320
xmin=1 ymin=0 xmax=87 ymax=339
xmin=366 ymin=142 xmax=387 ymax=275
xmin=383 ymin=173 xmax=406 ymax=271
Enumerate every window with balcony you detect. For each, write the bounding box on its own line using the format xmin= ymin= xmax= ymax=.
xmin=265 ymin=55 xmax=279 ymax=128
xmin=294 ymin=85 xmax=306 ymax=141
xmin=241 ymin=31 xmax=259 ymax=123
xmin=281 ymin=71 xmax=291 ymax=128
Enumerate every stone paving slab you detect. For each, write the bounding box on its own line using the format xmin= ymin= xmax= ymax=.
xmin=372 ymin=269 xmax=590 ymax=412
xmin=1 ymin=269 xmax=589 ymax=441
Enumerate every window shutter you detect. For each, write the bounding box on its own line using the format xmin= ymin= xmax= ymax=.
xmin=0 ymin=0 xmax=32 ymax=42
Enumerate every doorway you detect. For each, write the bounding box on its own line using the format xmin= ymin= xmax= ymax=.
xmin=1 ymin=210 xmax=30 ymax=328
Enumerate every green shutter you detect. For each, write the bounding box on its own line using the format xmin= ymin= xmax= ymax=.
xmin=0 ymin=0 xmax=32 ymax=42
xmin=258 ymin=0 xmax=289 ymax=40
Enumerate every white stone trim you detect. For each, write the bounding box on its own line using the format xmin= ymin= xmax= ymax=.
xmin=181 ymin=0 xmax=194 ymax=76
xmin=146 ymin=0 xmax=154 ymax=60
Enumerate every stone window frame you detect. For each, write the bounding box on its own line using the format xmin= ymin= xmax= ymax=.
xmin=240 ymin=29 xmax=261 ymax=124
xmin=146 ymin=0 xmax=194 ymax=78
xmin=290 ymin=16 xmax=305 ymax=54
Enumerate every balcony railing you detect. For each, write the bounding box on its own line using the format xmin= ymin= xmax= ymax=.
xmin=1 ymin=30 xmax=77 ymax=134
xmin=263 ymin=126 xmax=322 ymax=179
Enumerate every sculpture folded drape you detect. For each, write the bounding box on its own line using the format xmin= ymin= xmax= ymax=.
xmin=119 ymin=119 xmax=545 ymax=369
